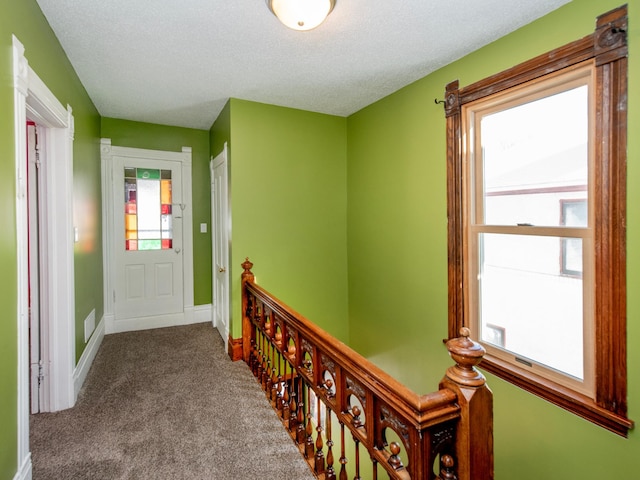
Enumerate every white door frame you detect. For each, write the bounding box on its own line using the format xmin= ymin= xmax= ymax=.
xmin=211 ymin=143 xmax=230 ymax=343
xmin=13 ymin=35 xmax=76 ymax=479
xmin=101 ymin=140 xmax=195 ymax=333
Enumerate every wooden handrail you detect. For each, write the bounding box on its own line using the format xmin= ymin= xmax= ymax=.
xmin=239 ymin=258 xmax=493 ymax=479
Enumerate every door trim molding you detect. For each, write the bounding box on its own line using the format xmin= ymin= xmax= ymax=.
xmin=211 ymin=143 xmax=230 ymax=344
xmin=101 ymin=140 xmax=194 ymax=334
xmin=13 ymin=34 xmax=76 ymax=479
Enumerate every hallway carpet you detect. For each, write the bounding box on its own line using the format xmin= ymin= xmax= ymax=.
xmin=30 ymin=322 xmax=315 ymax=480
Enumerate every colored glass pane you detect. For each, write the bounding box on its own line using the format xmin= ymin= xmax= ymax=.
xmin=161 ymin=179 xmax=172 ymax=204
xmin=162 ymin=239 xmax=172 ymax=249
xmin=125 ymin=214 xmax=137 ymax=231
xmin=125 ymin=230 xmax=137 ymax=240
xmin=125 ymin=240 xmax=138 ymax=251
xmin=161 ymin=204 xmax=171 ymax=215
xmin=139 ymin=239 xmax=162 ymax=250
xmin=124 ymin=167 xmax=136 ymax=178
xmin=125 ymin=202 xmax=137 ymax=214
xmin=136 ymin=168 xmax=160 ymax=180
xmin=125 ymin=179 xmax=136 ymax=203
xmin=161 ymin=169 xmax=172 ymax=180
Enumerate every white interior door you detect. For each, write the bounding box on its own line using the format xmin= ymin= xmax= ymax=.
xmin=102 ymin=141 xmax=194 ymax=334
xmin=113 ymin=156 xmax=184 ymax=322
xmin=27 ymin=122 xmax=43 ymax=414
xmin=211 ymin=145 xmax=229 ymax=341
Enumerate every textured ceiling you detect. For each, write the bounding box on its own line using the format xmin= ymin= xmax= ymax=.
xmin=35 ymin=0 xmax=570 ymax=130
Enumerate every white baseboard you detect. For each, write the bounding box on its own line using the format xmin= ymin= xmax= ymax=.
xmin=193 ymin=304 xmax=212 ymax=324
xmin=104 ymin=312 xmax=115 ymax=334
xmin=13 ymin=453 xmax=32 ymax=480
xmin=107 ymin=305 xmax=212 ymax=334
xmin=73 ymin=315 xmax=105 ymax=400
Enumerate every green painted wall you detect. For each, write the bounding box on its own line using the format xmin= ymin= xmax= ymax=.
xmin=0 ymin=0 xmax=102 ymax=476
xmin=225 ymin=99 xmax=350 ymax=342
xmin=347 ymin=0 xmax=640 ymax=477
xmin=101 ymin=118 xmax=213 ymax=305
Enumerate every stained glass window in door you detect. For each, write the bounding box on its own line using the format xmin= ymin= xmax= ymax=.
xmin=124 ymin=168 xmax=173 ymax=250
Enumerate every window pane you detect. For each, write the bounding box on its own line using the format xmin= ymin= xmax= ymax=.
xmin=137 ymin=178 xmax=161 ymax=240
xmin=480 ymin=86 xmax=588 ymax=226
xmin=123 ymin=167 xmax=173 ymax=251
xmin=478 ymin=233 xmax=584 ymax=379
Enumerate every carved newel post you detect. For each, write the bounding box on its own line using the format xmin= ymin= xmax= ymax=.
xmin=241 ymin=258 xmax=255 ymax=362
xmin=440 ymin=327 xmax=494 ymax=480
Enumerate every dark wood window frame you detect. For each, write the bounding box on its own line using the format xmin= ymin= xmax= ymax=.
xmin=444 ymin=5 xmax=632 ymax=436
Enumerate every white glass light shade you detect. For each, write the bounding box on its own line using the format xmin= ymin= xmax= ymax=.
xmin=267 ymin=0 xmax=336 ymax=31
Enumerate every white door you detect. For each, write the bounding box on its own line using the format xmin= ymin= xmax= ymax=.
xmin=27 ymin=122 xmax=44 ymax=414
xmin=113 ymin=156 xmax=184 ymax=322
xmin=211 ymin=145 xmax=229 ymax=341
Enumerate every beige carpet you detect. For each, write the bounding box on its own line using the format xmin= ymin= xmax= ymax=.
xmin=30 ymin=323 xmax=315 ymax=480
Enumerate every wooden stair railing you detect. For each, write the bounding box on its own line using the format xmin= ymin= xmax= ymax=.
xmin=238 ymin=258 xmax=493 ymax=480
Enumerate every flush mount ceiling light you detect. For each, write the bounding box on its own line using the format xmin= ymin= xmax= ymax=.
xmin=267 ymin=0 xmax=336 ymax=31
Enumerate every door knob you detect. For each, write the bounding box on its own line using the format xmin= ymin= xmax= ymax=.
xmin=219 ymin=266 xmax=226 ymax=273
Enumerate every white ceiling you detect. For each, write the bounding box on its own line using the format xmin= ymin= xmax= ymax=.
xmin=35 ymin=0 xmax=570 ymax=130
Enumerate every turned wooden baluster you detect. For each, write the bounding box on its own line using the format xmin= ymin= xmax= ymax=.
xmin=304 ymin=410 xmax=314 ymax=459
xmin=249 ymin=339 xmax=257 ymax=375
xmin=314 ymin=395 xmax=325 ymax=475
xmin=275 ymin=351 xmax=284 ymax=413
xmin=339 ymin=422 xmax=348 ymax=480
xmin=296 ymin=380 xmax=306 ymax=445
xmin=262 ymin=315 xmax=272 ymax=394
xmin=288 ymin=374 xmax=297 ymax=433
xmin=270 ymin=342 xmax=279 ymax=407
xmin=260 ymin=335 xmax=269 ymax=390
xmin=353 ymin=436 xmax=361 ymax=480
xmin=262 ymin=359 xmax=269 ymax=393
xmin=282 ymin=366 xmax=291 ymax=425
xmin=255 ymin=337 xmax=263 ymax=378
xmin=371 ymin=459 xmax=378 ymax=480
xmin=255 ymin=332 xmax=264 ymax=381
xmin=325 ymin=404 xmax=336 ymax=480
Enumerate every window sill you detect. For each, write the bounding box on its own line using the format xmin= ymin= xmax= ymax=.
xmin=479 ymin=354 xmax=633 ymax=437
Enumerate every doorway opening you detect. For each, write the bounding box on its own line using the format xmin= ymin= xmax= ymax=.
xmin=13 ymin=34 xmax=76 ymax=479
xmin=27 ymin=121 xmax=49 ymax=414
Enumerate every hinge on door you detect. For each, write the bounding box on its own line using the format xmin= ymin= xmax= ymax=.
xmin=38 ymin=360 xmax=44 ymax=386
xmin=34 ymin=128 xmax=41 ymax=169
